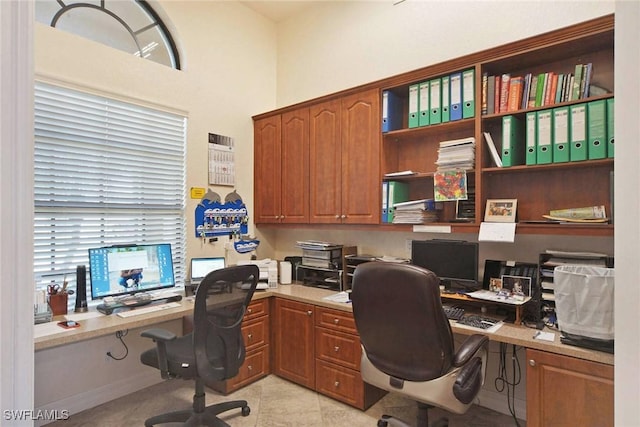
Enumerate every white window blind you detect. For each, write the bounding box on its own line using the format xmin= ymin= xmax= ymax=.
xmin=34 ymin=82 xmax=186 ymax=299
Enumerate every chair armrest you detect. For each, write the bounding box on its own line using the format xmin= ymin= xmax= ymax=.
xmin=140 ymin=328 xmax=176 ymax=379
xmin=141 ymin=328 xmax=176 ymax=342
xmin=452 ymin=334 xmax=489 ymax=367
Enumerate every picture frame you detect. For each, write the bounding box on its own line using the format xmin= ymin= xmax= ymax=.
xmin=501 ymin=275 xmax=532 ymax=297
xmin=484 ymin=199 xmax=518 ymax=223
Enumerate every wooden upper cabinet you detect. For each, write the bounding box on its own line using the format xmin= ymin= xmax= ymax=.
xmin=254 ymin=109 xmax=309 ymax=224
xmin=281 ymin=108 xmax=310 ymax=223
xmin=341 ymin=89 xmax=381 ymax=224
xmin=254 ymin=115 xmax=281 ymax=223
xmin=309 ymin=99 xmax=342 ymax=223
xmin=309 ymin=89 xmax=381 ymax=224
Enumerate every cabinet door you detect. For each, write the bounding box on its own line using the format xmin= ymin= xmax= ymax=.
xmin=254 ymin=115 xmax=282 ymax=223
xmin=272 ymin=298 xmax=315 ymax=388
xmin=526 ymin=348 xmax=613 ymax=427
xmin=281 ymin=108 xmax=310 ymax=223
xmin=341 ymin=89 xmax=381 ymax=224
xmin=309 ymin=99 xmax=342 ymax=223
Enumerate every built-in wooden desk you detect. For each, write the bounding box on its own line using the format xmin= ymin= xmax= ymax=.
xmin=35 ymin=284 xmax=612 ymax=365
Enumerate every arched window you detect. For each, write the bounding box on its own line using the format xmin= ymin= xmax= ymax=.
xmin=35 ymin=0 xmax=180 ymax=69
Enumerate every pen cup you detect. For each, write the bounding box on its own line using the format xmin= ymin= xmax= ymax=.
xmin=49 ymin=293 xmax=68 ymax=316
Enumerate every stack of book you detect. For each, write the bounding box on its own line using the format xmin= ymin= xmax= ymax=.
xmin=391 ymin=199 xmax=439 ymax=224
xmin=435 ymin=137 xmax=475 ymax=171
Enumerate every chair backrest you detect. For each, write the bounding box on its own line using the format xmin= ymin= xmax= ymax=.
xmin=352 ymin=261 xmax=455 ymax=382
xmin=193 ymin=264 xmax=259 ymax=383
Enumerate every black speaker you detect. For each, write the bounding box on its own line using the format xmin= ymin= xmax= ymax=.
xmin=75 ymin=265 xmax=88 ymax=313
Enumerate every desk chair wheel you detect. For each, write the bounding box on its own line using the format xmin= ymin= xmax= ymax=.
xmin=241 ymin=405 xmax=250 ymax=416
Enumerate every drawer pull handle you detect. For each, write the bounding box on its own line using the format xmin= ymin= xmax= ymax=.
xmin=248 ymin=365 xmax=253 ymax=371
xmin=247 ymin=333 xmax=253 ymax=340
xmin=247 ymin=308 xmax=252 ymax=314
xmin=307 ymin=310 xmax=313 ymax=316
xmin=333 ymin=318 xmax=339 ymax=324
xmin=529 ymin=359 xmax=536 ymax=367
xmin=334 ymin=381 xmax=340 ymax=387
xmin=334 ymin=346 xmax=340 ymax=352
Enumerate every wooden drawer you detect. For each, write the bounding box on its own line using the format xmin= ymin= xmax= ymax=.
xmin=210 ymin=346 xmax=270 ymax=394
xmin=245 ymin=299 xmax=269 ymax=320
xmin=315 ymin=327 xmax=360 ymax=370
xmin=315 ymin=360 xmax=363 ymax=408
xmin=242 ymin=315 xmax=269 ymax=352
xmin=315 ymin=306 xmax=357 ymax=334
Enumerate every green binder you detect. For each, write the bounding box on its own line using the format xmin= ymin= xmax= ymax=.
xmin=536 ymin=110 xmax=553 ymax=164
xmin=462 ymin=69 xmax=475 ymax=119
xmin=587 ymin=100 xmax=607 ymax=159
xmin=502 ymin=115 xmax=525 ymax=167
xmin=552 ymin=106 xmax=570 ymax=163
xmin=441 ymin=75 xmax=450 ymax=123
xmin=418 ymin=81 xmax=430 ymax=127
xmin=387 ymin=181 xmax=409 ymax=223
xmin=526 ymin=112 xmax=537 ymax=165
xmin=607 ymin=98 xmax=614 ymax=158
xmin=429 ymin=78 xmax=442 ymax=125
xmin=569 ymin=103 xmax=588 ymax=161
xmin=408 ymin=84 xmax=420 ymax=128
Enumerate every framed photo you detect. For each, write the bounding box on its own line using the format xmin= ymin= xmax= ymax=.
xmin=501 ymin=275 xmax=532 ymax=297
xmin=484 ymin=199 xmax=517 ymax=223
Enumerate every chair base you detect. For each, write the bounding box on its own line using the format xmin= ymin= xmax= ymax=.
xmin=144 ymin=399 xmax=250 ymax=427
xmin=377 ymin=402 xmax=448 ymax=427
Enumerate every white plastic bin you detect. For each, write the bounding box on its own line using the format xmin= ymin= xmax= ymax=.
xmin=554 ymin=265 xmax=614 ymax=341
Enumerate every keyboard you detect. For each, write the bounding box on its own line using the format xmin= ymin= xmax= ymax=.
xmin=456 ymin=314 xmax=501 ymax=330
xmin=116 ymin=302 xmax=181 ymax=318
xmin=443 ymin=305 xmax=465 ymax=321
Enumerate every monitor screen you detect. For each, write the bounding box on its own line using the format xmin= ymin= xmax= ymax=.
xmin=88 ymin=243 xmax=176 ymax=299
xmin=190 ymin=257 xmax=226 ymax=282
xmin=410 ymin=239 xmax=479 ymax=291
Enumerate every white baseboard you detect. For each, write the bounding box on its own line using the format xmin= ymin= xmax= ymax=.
xmin=477 ymin=388 xmax=527 ymax=421
xmin=35 ymin=371 xmax=162 ymax=426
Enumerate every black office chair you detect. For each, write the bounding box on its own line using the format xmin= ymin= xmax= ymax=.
xmin=351 ymin=262 xmax=489 ymax=427
xmin=140 ymin=264 xmax=259 ymax=427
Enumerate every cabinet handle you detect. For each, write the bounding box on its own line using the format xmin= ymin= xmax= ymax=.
xmin=247 ymin=333 xmax=253 ymax=340
xmin=341 ymin=214 xmax=346 ymax=219
xmin=334 ymin=381 xmax=340 ymax=387
xmin=247 ymin=308 xmax=252 ymax=314
xmin=335 ymin=215 xmax=340 ymax=219
xmin=333 ymin=318 xmax=339 ymax=324
xmin=307 ymin=310 xmax=313 ymax=316
xmin=248 ymin=365 xmax=253 ymax=371
xmin=334 ymin=346 xmax=340 ymax=352
xmin=529 ymin=359 xmax=536 ymax=367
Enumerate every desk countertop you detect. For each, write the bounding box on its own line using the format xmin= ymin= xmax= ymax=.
xmin=34 ymin=285 xmax=614 ymax=366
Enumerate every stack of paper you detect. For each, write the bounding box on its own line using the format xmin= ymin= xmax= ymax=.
xmin=435 ymin=137 xmax=476 ymax=171
xmin=391 ymin=199 xmax=439 ymax=224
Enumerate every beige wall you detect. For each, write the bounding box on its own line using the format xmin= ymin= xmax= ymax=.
xmin=35 ymin=0 xmax=278 ymax=265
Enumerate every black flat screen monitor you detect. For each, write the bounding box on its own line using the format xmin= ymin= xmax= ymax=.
xmin=411 ymin=239 xmax=479 ymax=292
xmin=88 ymin=243 xmax=176 ymax=300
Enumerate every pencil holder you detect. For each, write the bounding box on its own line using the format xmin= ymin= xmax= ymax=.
xmin=49 ymin=293 xmax=68 ymax=316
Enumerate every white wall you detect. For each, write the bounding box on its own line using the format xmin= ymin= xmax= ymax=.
xmin=273 ymin=0 xmax=615 ymax=107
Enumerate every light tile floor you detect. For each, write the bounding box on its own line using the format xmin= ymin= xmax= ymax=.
xmin=48 ymin=375 xmax=525 ymax=427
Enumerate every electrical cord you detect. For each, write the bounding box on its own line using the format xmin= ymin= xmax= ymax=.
xmin=106 ymin=330 xmax=129 ymax=361
xmin=495 ymin=343 xmax=522 ymax=427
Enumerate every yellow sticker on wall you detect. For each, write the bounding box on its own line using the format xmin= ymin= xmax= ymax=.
xmin=190 ymin=187 xmax=206 ymax=199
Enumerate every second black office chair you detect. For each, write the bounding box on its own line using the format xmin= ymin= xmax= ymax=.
xmin=139 ymin=264 xmax=259 ymax=427
xmin=352 ymin=262 xmax=489 ymax=427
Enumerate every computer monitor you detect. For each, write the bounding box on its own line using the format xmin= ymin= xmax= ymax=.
xmin=88 ymin=243 xmax=176 ymax=300
xmin=410 ymin=239 xmax=480 ymax=292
